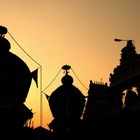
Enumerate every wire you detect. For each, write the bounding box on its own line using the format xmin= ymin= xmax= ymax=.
xmin=71 ymin=68 xmax=88 ymax=91
xmin=42 ymin=68 xmax=62 ymax=92
xmin=8 ymin=32 xmax=41 ymax=67
xmin=8 ymin=31 xmax=43 ymax=126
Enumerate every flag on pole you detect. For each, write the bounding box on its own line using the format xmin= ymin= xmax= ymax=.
xmin=31 ymin=68 xmax=38 ymax=88
xmin=43 ymin=93 xmax=50 ymax=100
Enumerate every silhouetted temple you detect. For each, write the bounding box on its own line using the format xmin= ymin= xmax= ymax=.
xmin=0 ymin=26 xmax=33 ymax=138
xmin=83 ymin=39 xmax=140 ymax=140
xmin=45 ymin=40 xmax=140 ymax=140
xmin=48 ymin=65 xmax=85 ymax=139
xmin=82 ymin=81 xmax=120 ymax=140
xmin=1 ymin=25 xmax=140 ymax=140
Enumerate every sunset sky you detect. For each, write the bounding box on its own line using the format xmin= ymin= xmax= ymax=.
xmin=0 ymin=0 xmax=140 ymax=129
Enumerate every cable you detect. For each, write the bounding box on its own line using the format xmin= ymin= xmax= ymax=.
xmin=71 ymin=68 xmax=88 ymax=91
xmin=8 ymin=32 xmax=41 ymax=67
xmin=43 ymin=68 xmax=62 ymax=92
xmin=8 ymin=31 xmax=43 ymax=126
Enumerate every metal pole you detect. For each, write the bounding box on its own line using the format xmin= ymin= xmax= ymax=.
xmin=40 ymin=66 xmax=43 ymax=126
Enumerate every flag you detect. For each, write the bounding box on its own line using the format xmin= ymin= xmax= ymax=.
xmin=31 ymin=68 xmax=38 ymax=88
xmin=43 ymin=92 xmax=50 ymax=100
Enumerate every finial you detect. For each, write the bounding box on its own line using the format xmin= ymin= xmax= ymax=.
xmin=0 ymin=26 xmax=10 ymax=52
xmin=62 ymin=64 xmax=71 ymax=75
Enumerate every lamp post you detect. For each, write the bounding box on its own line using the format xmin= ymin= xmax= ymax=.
xmin=114 ymin=38 xmax=135 ymax=46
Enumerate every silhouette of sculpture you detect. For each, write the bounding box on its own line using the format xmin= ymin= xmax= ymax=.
xmin=0 ymin=26 xmax=33 ymax=136
xmin=48 ymin=65 xmax=85 ymax=139
xmin=124 ymin=89 xmax=138 ymax=108
xmin=109 ymin=40 xmax=140 ymax=109
xmin=108 ymin=39 xmax=140 ymax=140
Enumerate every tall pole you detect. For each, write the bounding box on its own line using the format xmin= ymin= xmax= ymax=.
xmin=40 ymin=66 xmax=43 ymax=126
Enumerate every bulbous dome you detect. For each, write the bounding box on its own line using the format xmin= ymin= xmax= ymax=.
xmin=49 ymin=75 xmax=85 ymax=119
xmin=0 ymin=37 xmax=11 ymax=53
xmin=0 ymin=37 xmax=32 ymax=104
xmin=61 ymin=75 xmax=73 ymax=85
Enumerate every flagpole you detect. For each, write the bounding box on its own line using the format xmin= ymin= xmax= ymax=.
xmin=40 ymin=66 xmax=43 ymax=126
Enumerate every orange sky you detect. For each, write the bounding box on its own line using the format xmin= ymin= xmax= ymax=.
xmin=0 ymin=0 xmax=140 ymax=129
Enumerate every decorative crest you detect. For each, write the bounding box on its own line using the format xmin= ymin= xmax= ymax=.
xmin=62 ymin=64 xmax=71 ymax=75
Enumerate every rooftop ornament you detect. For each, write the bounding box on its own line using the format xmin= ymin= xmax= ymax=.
xmin=0 ymin=26 xmax=8 ymax=37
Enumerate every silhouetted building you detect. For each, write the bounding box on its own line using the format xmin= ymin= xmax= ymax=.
xmin=0 ymin=26 xmax=33 ymax=138
xmin=2 ymin=25 xmax=140 ymax=140
xmin=48 ymin=65 xmax=85 ymax=139
xmin=82 ymin=40 xmax=140 ymax=140
xmin=109 ymin=40 xmax=140 ymax=98
xmin=83 ymin=80 xmax=120 ymax=140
